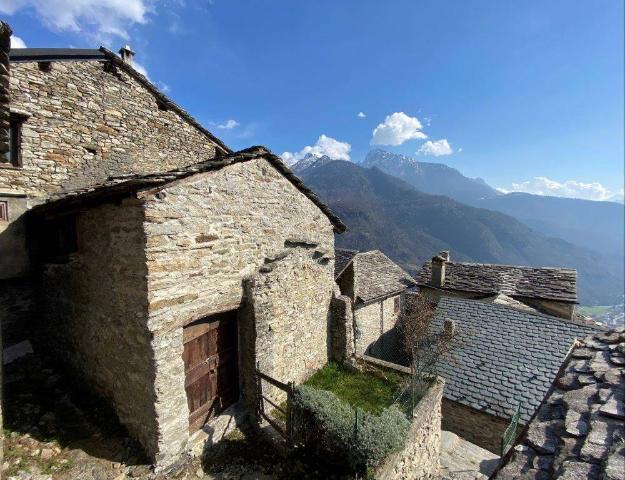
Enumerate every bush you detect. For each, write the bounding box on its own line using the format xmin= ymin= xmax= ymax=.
xmin=292 ymin=385 xmax=410 ymax=473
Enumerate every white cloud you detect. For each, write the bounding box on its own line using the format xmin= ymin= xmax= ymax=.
xmin=357 ymin=112 xmax=366 ymax=118
xmin=10 ymin=34 xmax=26 ymax=48
xmin=217 ymin=119 xmax=240 ymax=130
xmin=498 ymin=177 xmax=623 ymax=202
xmin=281 ymin=134 xmax=351 ymax=165
xmin=0 ymin=0 xmax=152 ymax=42
xmin=132 ymin=60 xmax=149 ymax=78
xmin=371 ymin=112 xmax=427 ymax=146
xmin=417 ymin=139 xmax=454 ymax=157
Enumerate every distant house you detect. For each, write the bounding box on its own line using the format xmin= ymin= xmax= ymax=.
xmin=416 ymin=251 xmax=579 ymax=320
xmin=493 ymin=330 xmax=625 ymax=479
xmin=335 ymin=248 xmax=416 ymax=357
xmin=431 ymin=296 xmax=599 ymax=453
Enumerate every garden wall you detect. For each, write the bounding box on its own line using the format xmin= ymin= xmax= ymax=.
xmin=375 ymin=376 xmax=444 ymax=480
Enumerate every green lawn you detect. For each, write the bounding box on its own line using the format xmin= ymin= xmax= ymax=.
xmin=303 ymin=363 xmax=407 ymax=415
xmin=578 ymin=305 xmax=611 ymax=316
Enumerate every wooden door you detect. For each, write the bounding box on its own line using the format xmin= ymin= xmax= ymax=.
xmin=183 ymin=310 xmax=239 ymax=433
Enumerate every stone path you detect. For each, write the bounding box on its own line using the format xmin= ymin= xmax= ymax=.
xmin=439 ymin=430 xmax=500 ymax=480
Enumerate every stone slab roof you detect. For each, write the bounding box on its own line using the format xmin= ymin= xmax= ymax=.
xmin=351 ymin=250 xmax=416 ymax=303
xmin=10 ymin=47 xmax=231 ymax=156
xmin=494 ymin=330 xmax=625 ymax=480
xmin=433 ymin=297 xmax=598 ymax=423
xmin=30 ymin=146 xmax=347 ymax=233
xmin=416 ymin=260 xmax=578 ymax=303
xmin=334 ymin=248 xmax=358 ymax=279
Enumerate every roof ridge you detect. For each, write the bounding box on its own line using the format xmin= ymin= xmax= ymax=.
xmin=31 ymin=146 xmax=347 ymax=233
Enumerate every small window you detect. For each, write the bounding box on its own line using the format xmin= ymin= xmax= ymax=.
xmin=1 ymin=114 xmax=25 ymax=167
xmin=394 ymin=296 xmax=401 ymax=313
xmin=0 ymin=201 xmax=8 ymax=221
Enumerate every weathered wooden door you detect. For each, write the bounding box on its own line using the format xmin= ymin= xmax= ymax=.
xmin=183 ymin=310 xmax=239 ymax=433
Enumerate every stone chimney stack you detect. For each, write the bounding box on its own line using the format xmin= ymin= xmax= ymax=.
xmin=118 ymin=45 xmax=135 ymax=66
xmin=444 ymin=319 xmax=457 ymax=338
xmin=0 ymin=22 xmax=12 ymax=161
xmin=431 ymin=253 xmax=448 ymax=287
xmin=439 ymin=250 xmax=450 ymax=262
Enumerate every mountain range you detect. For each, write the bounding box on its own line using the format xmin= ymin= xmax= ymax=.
xmin=294 ymin=153 xmax=624 ymax=306
xmin=362 ymin=150 xmax=625 ymax=260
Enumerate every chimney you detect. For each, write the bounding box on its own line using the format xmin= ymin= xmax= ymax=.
xmin=118 ymin=45 xmax=135 ymax=66
xmin=431 ymin=254 xmax=447 ymax=287
xmin=439 ymin=250 xmax=450 ymax=262
xmin=444 ymin=319 xmax=457 ymax=338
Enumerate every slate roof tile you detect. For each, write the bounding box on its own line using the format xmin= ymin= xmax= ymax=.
xmin=493 ymin=329 xmax=625 ymax=479
xmin=417 ymin=260 xmax=577 ymax=303
xmin=433 ymin=296 xmax=598 ymax=423
xmin=335 ymin=249 xmax=416 ymax=303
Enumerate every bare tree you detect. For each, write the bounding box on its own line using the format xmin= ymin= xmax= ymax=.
xmin=396 ymin=293 xmax=460 ymax=396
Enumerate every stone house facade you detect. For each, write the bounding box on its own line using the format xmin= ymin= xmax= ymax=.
xmin=1 ymin=43 xmax=348 ymax=467
xmin=334 ymin=249 xmax=416 ymax=359
xmin=1 ymin=46 xmax=230 ymax=347
xmin=416 ymin=251 xmax=579 ymax=321
xmin=29 ymin=147 xmax=344 ymax=465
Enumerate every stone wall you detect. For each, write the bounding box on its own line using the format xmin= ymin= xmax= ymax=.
xmin=242 ymin=244 xmax=335 ymax=406
xmin=141 ymin=156 xmax=335 ymax=461
xmin=2 ymin=59 xmax=223 ymax=197
xmin=442 ymin=398 xmax=509 ymax=454
xmin=354 ymin=294 xmax=401 ymax=356
xmin=329 ymin=293 xmax=354 ymax=363
xmin=520 ymin=297 xmax=574 ymax=320
xmin=35 ymin=198 xmax=160 ymax=459
xmin=0 ymin=19 xmax=11 ymax=469
xmin=375 ymin=376 xmax=444 ymax=480
xmin=0 ymin=277 xmax=35 ymax=346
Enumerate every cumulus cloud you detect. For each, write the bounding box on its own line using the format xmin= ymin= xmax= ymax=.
xmin=10 ymin=35 xmax=26 ymax=48
xmin=217 ymin=119 xmax=240 ymax=130
xmin=497 ymin=177 xmax=623 ymax=202
xmin=371 ymin=112 xmax=427 ymax=146
xmin=281 ymin=134 xmax=351 ymax=165
xmin=357 ymin=112 xmax=366 ymax=118
xmin=0 ymin=0 xmax=152 ymax=41
xmin=417 ymin=139 xmax=454 ymax=157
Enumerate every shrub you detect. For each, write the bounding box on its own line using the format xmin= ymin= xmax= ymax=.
xmin=292 ymin=385 xmax=410 ymax=473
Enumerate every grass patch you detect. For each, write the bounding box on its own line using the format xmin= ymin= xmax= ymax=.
xmin=578 ymin=305 xmax=611 ymax=316
xmin=303 ymin=363 xmax=406 ymax=415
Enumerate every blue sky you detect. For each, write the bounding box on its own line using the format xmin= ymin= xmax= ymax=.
xmin=3 ymin=0 xmax=624 ymax=201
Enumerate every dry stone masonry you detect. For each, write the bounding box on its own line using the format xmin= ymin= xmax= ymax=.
xmin=3 ymin=58 xmax=224 ymax=197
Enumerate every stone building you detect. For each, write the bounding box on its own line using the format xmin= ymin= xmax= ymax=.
xmin=334 ymin=248 xmax=416 ymax=358
xmin=0 ymin=43 xmax=348 ymax=467
xmin=1 ymin=46 xmax=230 ymax=347
xmin=431 ymin=296 xmax=598 ymax=453
xmin=416 ymin=251 xmax=579 ymax=320
xmin=493 ymin=330 xmax=624 ymax=479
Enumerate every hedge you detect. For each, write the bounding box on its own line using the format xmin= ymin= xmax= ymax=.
xmin=291 ymin=385 xmax=410 ymax=472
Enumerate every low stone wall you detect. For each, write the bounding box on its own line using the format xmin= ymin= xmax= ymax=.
xmin=375 ymin=376 xmax=444 ymax=480
xmin=442 ymin=398 xmax=509 ymax=454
